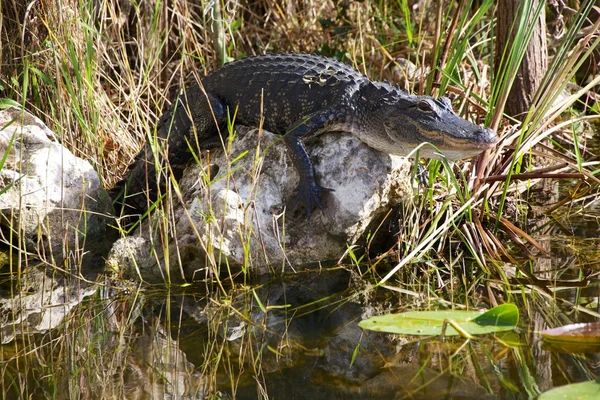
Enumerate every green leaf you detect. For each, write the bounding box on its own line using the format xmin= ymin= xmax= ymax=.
xmin=0 ymin=99 xmax=21 ymax=109
xmin=473 ymin=303 xmax=520 ymax=327
xmin=539 ymin=379 xmax=600 ymax=399
xmin=358 ymin=304 xmax=518 ymax=337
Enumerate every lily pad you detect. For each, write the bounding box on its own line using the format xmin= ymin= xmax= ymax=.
xmin=539 ymin=379 xmax=600 ymax=399
xmin=541 ymin=322 xmax=600 ymax=353
xmin=358 ymin=303 xmax=518 ymax=337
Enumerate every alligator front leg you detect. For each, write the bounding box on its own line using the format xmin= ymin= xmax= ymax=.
xmin=284 ymin=111 xmax=338 ymax=217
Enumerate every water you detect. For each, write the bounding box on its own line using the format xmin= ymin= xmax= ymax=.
xmin=2 ymin=162 xmax=600 ymax=399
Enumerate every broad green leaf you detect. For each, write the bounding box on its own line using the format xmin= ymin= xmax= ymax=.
xmin=541 ymin=322 xmax=600 ymax=353
xmin=539 ymin=379 xmax=600 ymax=399
xmin=358 ymin=304 xmax=518 ymax=337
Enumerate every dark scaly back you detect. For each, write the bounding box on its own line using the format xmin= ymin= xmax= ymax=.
xmin=200 ymin=54 xmax=368 ymax=133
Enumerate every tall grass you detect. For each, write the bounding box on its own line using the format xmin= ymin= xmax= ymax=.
xmin=490 ymin=0 xmax=600 ymax=232
xmin=1 ymin=0 xmax=600 ymax=398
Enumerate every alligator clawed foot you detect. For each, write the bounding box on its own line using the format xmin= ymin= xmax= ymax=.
xmin=287 ymin=182 xmax=334 ymax=219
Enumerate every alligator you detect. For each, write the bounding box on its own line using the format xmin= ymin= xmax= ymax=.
xmin=111 ymin=53 xmax=498 ymax=217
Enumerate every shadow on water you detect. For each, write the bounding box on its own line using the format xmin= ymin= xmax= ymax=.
xmin=131 ymin=269 xmax=500 ymax=399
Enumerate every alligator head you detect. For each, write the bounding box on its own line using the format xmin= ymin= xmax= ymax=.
xmin=366 ymin=92 xmax=499 ymax=161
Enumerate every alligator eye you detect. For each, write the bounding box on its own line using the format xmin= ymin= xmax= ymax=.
xmin=417 ymin=100 xmax=435 ymax=113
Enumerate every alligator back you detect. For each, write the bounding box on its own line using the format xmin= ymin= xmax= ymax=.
xmin=200 ymin=53 xmax=367 ymax=133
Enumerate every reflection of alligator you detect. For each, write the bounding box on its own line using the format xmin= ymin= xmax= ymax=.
xmin=111 ymin=53 xmax=498 ymax=216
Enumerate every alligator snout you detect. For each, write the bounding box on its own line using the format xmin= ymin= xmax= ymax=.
xmin=476 ymin=127 xmax=499 ymax=147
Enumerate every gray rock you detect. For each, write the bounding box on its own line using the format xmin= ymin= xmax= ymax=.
xmin=0 ymin=265 xmax=97 ymax=344
xmin=0 ymin=272 xmax=203 ymax=398
xmin=108 ymin=126 xmax=412 ymax=282
xmin=0 ymin=107 xmax=113 ymax=262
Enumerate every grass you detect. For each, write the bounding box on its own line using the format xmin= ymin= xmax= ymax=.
xmin=1 ymin=0 xmax=600 ymax=398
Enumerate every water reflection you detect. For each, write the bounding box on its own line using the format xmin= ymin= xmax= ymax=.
xmin=3 ymin=184 xmax=600 ymax=398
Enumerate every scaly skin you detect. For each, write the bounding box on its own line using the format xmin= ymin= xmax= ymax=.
xmin=111 ymin=53 xmax=498 ymax=216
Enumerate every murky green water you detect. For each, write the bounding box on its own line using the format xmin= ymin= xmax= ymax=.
xmin=5 ymin=240 xmax=600 ymax=400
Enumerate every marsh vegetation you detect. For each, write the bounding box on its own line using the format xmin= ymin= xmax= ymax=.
xmin=1 ymin=0 xmax=600 ymax=398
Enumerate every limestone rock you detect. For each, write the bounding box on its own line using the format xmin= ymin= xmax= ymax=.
xmin=0 ymin=107 xmax=113 ymax=262
xmin=0 ymin=265 xmax=97 ymax=344
xmin=108 ymin=126 xmax=413 ymax=282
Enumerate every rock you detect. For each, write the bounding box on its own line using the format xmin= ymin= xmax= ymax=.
xmin=107 ymin=126 xmax=412 ymax=281
xmin=0 ymin=107 xmax=113 ymax=263
xmin=0 ymin=264 xmax=97 ymax=344
xmin=0 ymin=274 xmax=203 ymax=398
xmin=105 ymin=235 xmax=165 ymax=282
